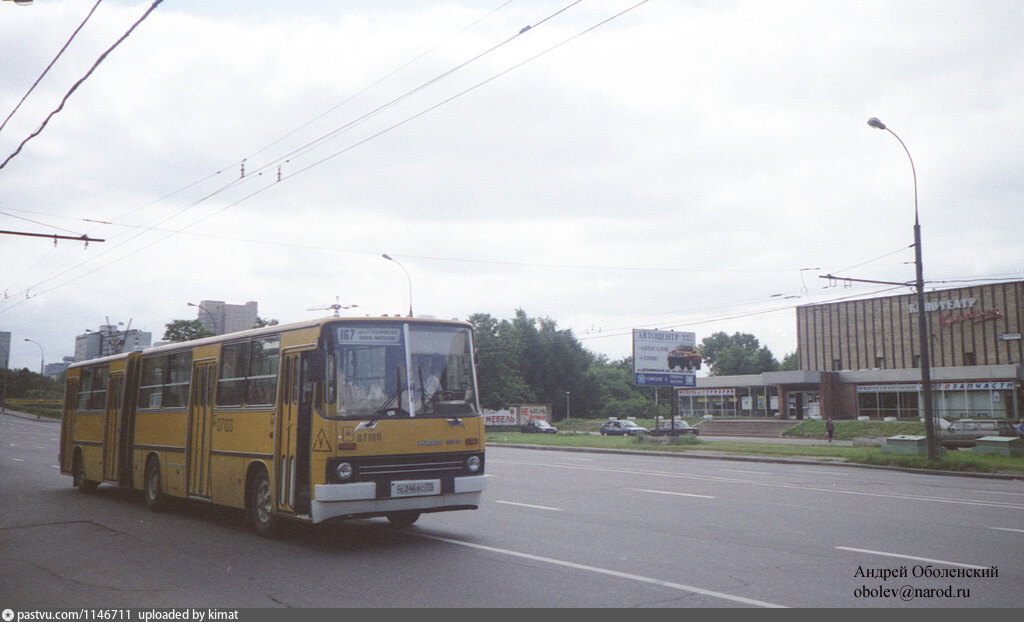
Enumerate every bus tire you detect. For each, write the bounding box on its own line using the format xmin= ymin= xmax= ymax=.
xmin=144 ymin=456 xmax=169 ymax=512
xmin=249 ymin=469 xmax=280 ymax=538
xmin=385 ymin=511 xmax=421 ymax=527
xmin=72 ymin=450 xmax=98 ymax=492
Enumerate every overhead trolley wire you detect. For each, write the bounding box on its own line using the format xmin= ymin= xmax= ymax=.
xmin=0 ymin=0 xmax=164 ymax=172
xmin=0 ymin=0 xmax=650 ymax=314
xmin=0 ymin=0 xmax=103 ymax=136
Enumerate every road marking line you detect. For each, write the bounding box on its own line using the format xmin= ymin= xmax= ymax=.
xmin=634 ymin=488 xmax=715 ymax=499
xmin=419 ymin=533 xmax=786 ymax=608
xmin=12 ymin=458 xmax=24 ymax=462
xmin=835 ymin=546 xmax=988 ymax=569
xmin=718 ymin=468 xmax=772 ymax=475
xmin=493 ymin=459 xmax=1024 ymax=510
xmin=495 ymin=500 xmax=562 ymax=511
xmin=988 ymin=526 xmax=1024 ymax=534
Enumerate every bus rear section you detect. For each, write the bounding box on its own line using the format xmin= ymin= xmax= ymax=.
xmin=60 ymin=352 xmax=139 ymax=491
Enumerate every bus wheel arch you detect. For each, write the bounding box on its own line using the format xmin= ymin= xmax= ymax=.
xmin=72 ymin=447 xmax=98 ymax=492
xmin=246 ymin=462 xmax=280 ymax=538
xmin=144 ymin=453 xmax=169 ymax=512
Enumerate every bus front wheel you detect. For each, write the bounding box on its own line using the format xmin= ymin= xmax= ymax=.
xmin=386 ymin=511 xmax=421 ymax=527
xmin=144 ymin=457 xmax=168 ymax=512
xmin=249 ymin=470 xmax=280 ymax=538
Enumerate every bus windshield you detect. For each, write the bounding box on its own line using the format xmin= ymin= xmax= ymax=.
xmin=327 ymin=322 xmax=478 ymax=419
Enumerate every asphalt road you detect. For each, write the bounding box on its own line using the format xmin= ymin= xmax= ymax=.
xmin=2 ymin=413 xmax=1022 ymax=608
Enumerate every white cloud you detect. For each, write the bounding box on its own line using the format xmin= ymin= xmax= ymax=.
xmin=1 ymin=0 xmax=1022 ymax=371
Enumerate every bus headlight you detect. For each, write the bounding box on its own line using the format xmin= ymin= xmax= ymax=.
xmin=466 ymin=455 xmax=481 ymax=473
xmin=335 ymin=462 xmax=353 ymax=481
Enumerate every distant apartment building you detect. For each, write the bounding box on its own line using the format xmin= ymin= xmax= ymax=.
xmin=44 ymin=357 xmax=76 ymax=379
xmin=193 ymin=300 xmax=259 ymax=335
xmin=74 ymin=325 xmax=152 ymax=361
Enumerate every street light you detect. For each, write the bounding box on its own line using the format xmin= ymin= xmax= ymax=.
xmin=24 ymin=338 xmax=44 ymax=375
xmin=188 ymin=302 xmax=220 ymax=335
xmin=867 ymin=117 xmax=938 ymax=461
xmin=381 ymin=254 xmax=413 ymax=317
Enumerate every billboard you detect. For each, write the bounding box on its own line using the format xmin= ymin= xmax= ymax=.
xmin=632 ymin=329 xmax=698 ymax=387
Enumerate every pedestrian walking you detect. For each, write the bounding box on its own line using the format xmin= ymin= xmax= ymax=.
xmin=826 ymin=417 xmax=834 ymax=443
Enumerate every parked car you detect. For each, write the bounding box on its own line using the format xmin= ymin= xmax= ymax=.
xmin=939 ymin=419 xmax=1019 ymax=449
xmin=521 ymin=420 xmax=558 ymax=434
xmin=599 ymin=420 xmax=649 ymax=436
xmin=648 ymin=419 xmax=700 ymax=437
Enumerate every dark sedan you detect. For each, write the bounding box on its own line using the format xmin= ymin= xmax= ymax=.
xmin=521 ymin=420 xmax=558 ymax=434
xmin=599 ymin=420 xmax=649 ymax=436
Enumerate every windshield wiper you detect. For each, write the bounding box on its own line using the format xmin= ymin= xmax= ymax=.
xmin=368 ymin=366 xmax=408 ymax=423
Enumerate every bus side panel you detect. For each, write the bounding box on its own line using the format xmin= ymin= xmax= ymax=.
xmin=209 ymin=455 xmax=247 ymax=509
xmin=133 ymin=410 xmax=189 ymax=498
xmin=208 ymin=410 xmax=275 ymax=509
xmin=59 ymin=378 xmax=79 ymax=475
xmin=74 ymin=412 xmax=105 ymax=482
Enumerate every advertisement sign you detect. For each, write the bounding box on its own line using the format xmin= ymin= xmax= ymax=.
xmin=517 ymin=404 xmax=550 ymax=422
xmin=483 ymin=409 xmax=517 ymax=426
xmin=482 ymin=405 xmax=550 ymax=426
xmin=632 ymin=329 xmax=698 ymax=387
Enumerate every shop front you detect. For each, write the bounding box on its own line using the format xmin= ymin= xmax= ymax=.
xmin=856 ymin=380 xmax=1019 ymax=420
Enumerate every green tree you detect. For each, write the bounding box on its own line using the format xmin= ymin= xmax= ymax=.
xmin=467 ymin=310 xmax=667 ymax=419
xmin=163 ymin=319 xmax=214 ymax=343
xmin=699 ymin=331 xmax=780 ymax=376
xmin=780 ymin=351 xmax=799 ymax=371
xmin=468 ymin=312 xmax=534 ymax=409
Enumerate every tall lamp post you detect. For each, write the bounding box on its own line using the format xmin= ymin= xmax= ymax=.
xmin=382 ymin=254 xmax=413 ymax=317
xmin=188 ymin=302 xmax=220 ymax=335
xmin=24 ymin=338 xmax=44 ymax=375
xmin=867 ymin=117 xmax=938 ymax=460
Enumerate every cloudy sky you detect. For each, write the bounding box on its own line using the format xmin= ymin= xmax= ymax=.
xmin=2 ymin=0 xmax=1022 ymax=372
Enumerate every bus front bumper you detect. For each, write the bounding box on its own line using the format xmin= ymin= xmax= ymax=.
xmin=310 ymin=475 xmax=486 ymax=524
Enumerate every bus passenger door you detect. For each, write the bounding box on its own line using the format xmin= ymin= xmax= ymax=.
xmin=277 ymin=351 xmax=313 ymax=515
xmin=102 ymin=374 xmax=124 ymax=482
xmin=187 ymin=361 xmax=215 ymax=498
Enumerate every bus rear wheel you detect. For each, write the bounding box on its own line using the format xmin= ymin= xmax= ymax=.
xmin=249 ymin=470 xmax=281 ymax=538
xmin=144 ymin=457 xmax=168 ymax=512
xmin=72 ymin=452 xmax=98 ymax=492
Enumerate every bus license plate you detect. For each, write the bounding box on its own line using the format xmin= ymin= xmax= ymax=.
xmin=391 ymin=479 xmax=440 ymax=498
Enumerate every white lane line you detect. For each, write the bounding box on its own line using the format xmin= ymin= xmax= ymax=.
xmin=717 ymin=468 xmax=772 ymax=475
xmin=835 ymin=546 xmax=988 ymax=570
xmin=12 ymin=458 xmax=24 ymax=462
xmin=634 ymin=488 xmax=715 ymax=500
xmin=419 ymin=533 xmax=786 ymax=608
xmin=988 ymin=526 xmax=1024 ymax=534
xmin=495 ymin=500 xmax=562 ymax=511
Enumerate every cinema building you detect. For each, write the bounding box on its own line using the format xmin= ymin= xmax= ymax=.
xmin=678 ymin=280 xmax=1024 ymax=420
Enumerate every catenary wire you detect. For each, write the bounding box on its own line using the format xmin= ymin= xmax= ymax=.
xmin=0 ymin=1 xmax=164 ymax=171
xmin=0 ymin=0 xmax=103 ymax=136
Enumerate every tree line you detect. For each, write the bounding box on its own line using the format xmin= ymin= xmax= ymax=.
xmin=469 ymin=309 xmax=796 ymax=420
xmin=2 ymin=312 xmax=794 ymax=418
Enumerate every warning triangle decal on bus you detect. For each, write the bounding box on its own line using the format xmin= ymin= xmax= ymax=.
xmin=313 ymin=428 xmax=332 ymax=452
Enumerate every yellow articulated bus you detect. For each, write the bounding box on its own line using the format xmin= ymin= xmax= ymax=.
xmin=60 ymin=316 xmax=486 ymax=536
